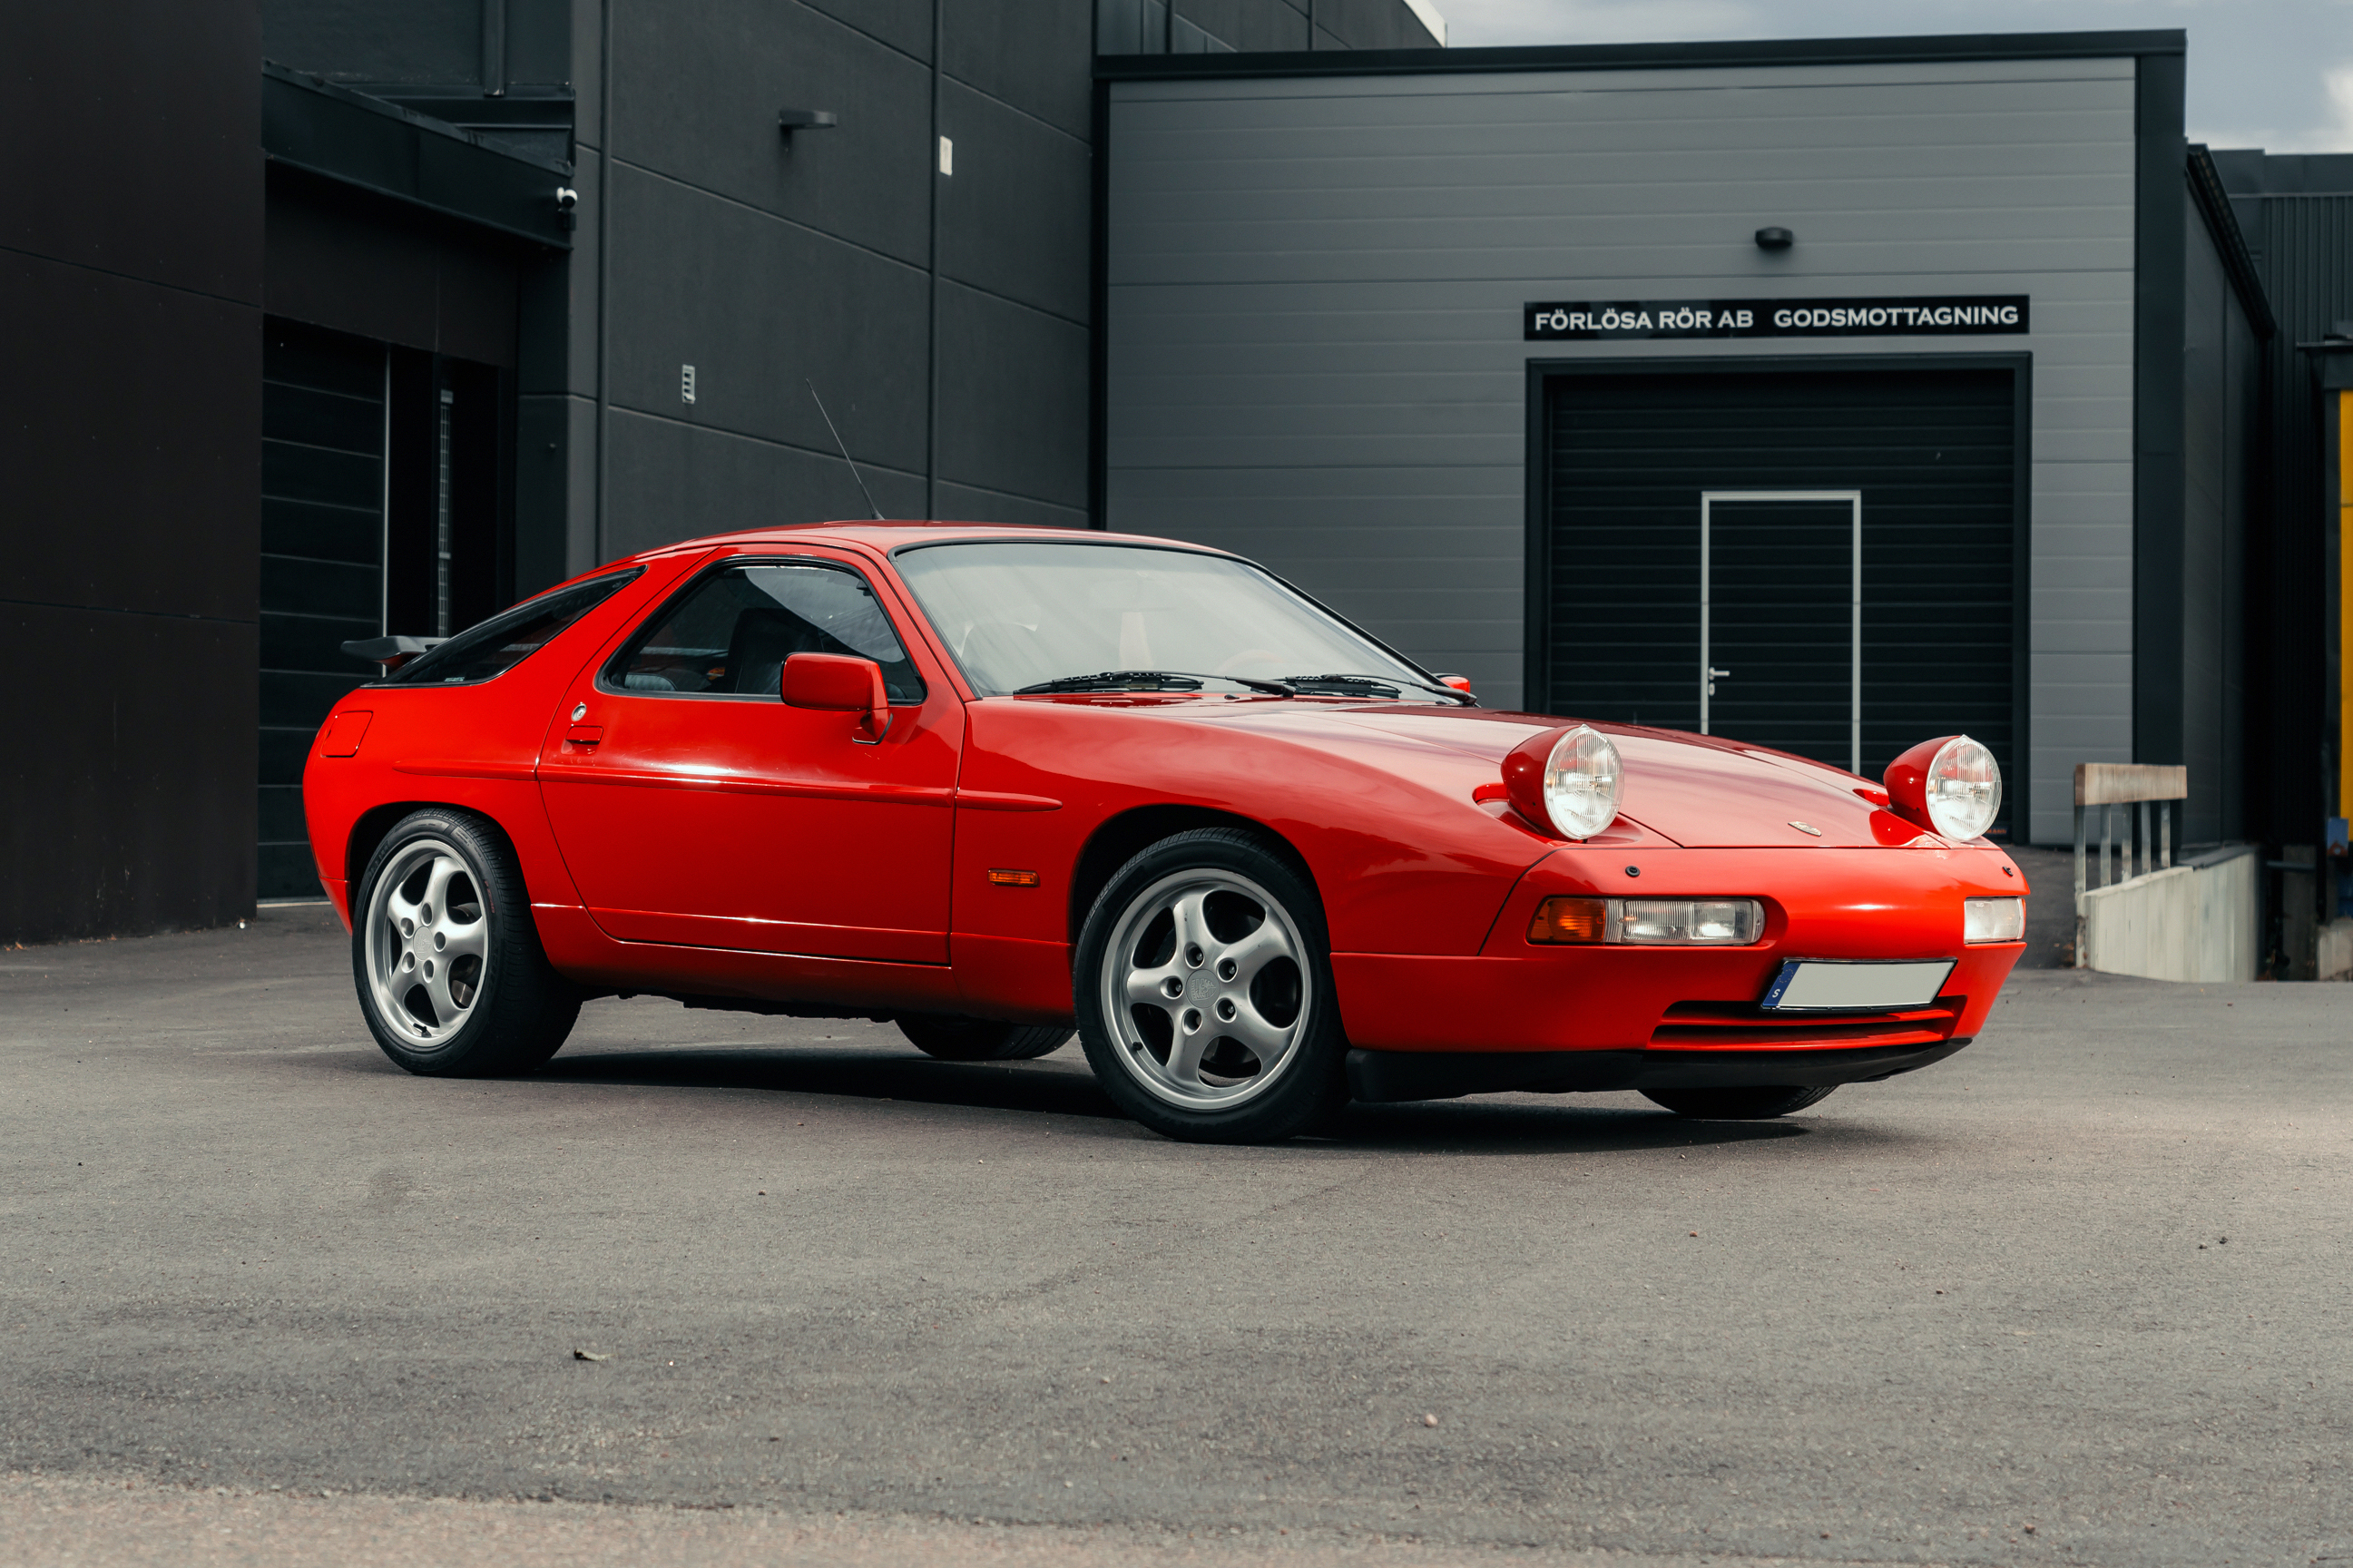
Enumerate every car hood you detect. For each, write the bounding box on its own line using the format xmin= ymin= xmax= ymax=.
xmin=1206 ymin=703 xmax=1959 ymax=849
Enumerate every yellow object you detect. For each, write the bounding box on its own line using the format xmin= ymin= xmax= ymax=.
xmin=1527 ymin=896 xmax=1606 ymax=944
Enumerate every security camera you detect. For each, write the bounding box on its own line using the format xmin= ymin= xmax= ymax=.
xmin=554 ymin=186 xmax=578 ymax=230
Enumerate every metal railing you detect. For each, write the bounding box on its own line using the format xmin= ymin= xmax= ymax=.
xmin=2074 ymin=763 xmax=2189 ymax=968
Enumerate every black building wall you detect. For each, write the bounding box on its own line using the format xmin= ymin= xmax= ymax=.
xmin=2214 ymin=151 xmax=2353 ymax=852
xmin=1 ymin=0 xmax=1437 ymax=941
xmin=1 ymin=0 xmax=264 ymax=943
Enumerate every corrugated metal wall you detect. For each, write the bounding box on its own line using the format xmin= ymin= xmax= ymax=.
xmin=1105 ymin=56 xmax=2142 ymax=845
xmin=2251 ymin=188 xmax=2353 ymax=845
xmin=2179 ymin=196 xmax=2255 ymax=847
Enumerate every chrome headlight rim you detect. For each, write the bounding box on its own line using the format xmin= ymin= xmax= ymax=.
xmin=1923 ymin=734 xmax=2003 ymax=841
xmin=1540 ymin=723 xmax=1624 ymax=840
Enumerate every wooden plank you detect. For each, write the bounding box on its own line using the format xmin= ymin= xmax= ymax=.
xmin=2074 ymin=762 xmax=2188 ymax=804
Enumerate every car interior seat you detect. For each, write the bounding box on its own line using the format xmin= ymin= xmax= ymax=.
xmin=723 ymin=606 xmax=828 ymax=696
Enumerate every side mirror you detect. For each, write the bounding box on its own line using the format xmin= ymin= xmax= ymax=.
xmin=781 ymin=652 xmax=892 ymax=743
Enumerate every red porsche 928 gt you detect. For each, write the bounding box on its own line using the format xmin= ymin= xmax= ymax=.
xmin=306 ymin=524 xmax=2027 ymax=1143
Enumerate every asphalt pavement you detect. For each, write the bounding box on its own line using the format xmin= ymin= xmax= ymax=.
xmin=2 ymin=901 xmax=2347 ymax=1567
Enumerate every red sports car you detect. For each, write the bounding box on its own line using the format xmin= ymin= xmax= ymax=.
xmin=306 ymin=524 xmax=2027 ymax=1143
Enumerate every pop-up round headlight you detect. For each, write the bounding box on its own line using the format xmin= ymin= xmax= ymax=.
xmin=1885 ymin=734 xmax=2002 ymax=840
xmin=1502 ymin=723 xmax=1623 ymax=839
xmin=1544 ymin=725 xmax=1623 ymax=838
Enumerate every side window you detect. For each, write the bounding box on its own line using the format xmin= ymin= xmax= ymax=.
xmin=604 ymin=559 xmax=926 ymax=703
xmin=383 ymin=568 xmax=643 ymax=686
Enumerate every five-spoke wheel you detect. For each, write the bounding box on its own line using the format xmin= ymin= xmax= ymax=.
xmin=1103 ymin=870 xmax=1309 ymax=1111
xmin=351 ymin=808 xmax=580 ymax=1076
xmin=1076 ymin=828 xmax=1346 ymax=1142
xmin=363 ymin=838 xmax=490 ymax=1045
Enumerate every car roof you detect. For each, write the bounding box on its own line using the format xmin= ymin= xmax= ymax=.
xmin=629 ymin=521 xmax=1237 ymax=561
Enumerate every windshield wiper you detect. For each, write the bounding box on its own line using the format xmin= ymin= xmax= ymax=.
xmin=1276 ymin=672 xmax=1471 ymax=704
xmin=1015 ymin=670 xmax=1295 ymax=697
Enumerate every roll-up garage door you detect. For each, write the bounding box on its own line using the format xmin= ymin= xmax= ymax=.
xmin=260 ymin=320 xmax=385 ymax=899
xmin=1537 ymin=364 xmax=2020 ymax=828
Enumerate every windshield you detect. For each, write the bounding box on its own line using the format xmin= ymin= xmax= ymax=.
xmin=892 ymin=542 xmax=1440 ymax=699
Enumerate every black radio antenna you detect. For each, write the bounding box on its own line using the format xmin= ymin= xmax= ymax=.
xmin=805 ymin=379 xmax=884 ymax=520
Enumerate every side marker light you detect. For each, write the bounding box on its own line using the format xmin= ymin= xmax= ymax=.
xmin=1528 ymin=897 xmax=1606 ymax=944
xmin=987 ymin=868 xmax=1041 ymax=887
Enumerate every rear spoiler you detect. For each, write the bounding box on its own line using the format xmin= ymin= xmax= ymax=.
xmin=342 ymin=635 xmax=447 ymax=674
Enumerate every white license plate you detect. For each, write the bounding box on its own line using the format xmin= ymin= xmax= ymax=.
xmin=1760 ymin=959 xmax=1956 ymax=1013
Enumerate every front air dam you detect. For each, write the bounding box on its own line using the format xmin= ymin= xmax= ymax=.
xmin=1344 ymin=1039 xmax=1971 ymax=1103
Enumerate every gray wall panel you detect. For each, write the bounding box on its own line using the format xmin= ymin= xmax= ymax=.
xmin=933 ymin=481 xmax=1090 ymax=531
xmin=571 ymin=0 xmax=603 ymax=147
xmin=2181 ymin=203 xmax=2228 ymax=844
xmin=936 ymin=283 xmax=1091 ymax=510
xmin=944 ymin=0 xmax=1093 ymax=140
xmin=2177 ymin=196 xmax=2255 ymax=845
xmin=603 ymin=408 xmax=927 ymax=560
xmin=939 ymin=79 xmax=1092 ymax=324
xmin=1107 ymin=58 xmax=2142 ymax=843
xmin=800 ymin=0 xmax=934 ymax=63
xmin=517 ymin=145 xmax=598 ymax=397
xmin=605 ymin=164 xmax=931 ymax=476
xmin=613 ymin=0 xmax=932 ymax=268
xmin=264 ymin=0 xmax=483 ymax=85
xmin=516 ymin=393 xmax=580 ymax=586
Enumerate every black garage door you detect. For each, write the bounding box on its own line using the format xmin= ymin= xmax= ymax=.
xmin=260 ymin=320 xmax=385 ymax=899
xmin=1534 ymin=363 xmax=2022 ymax=828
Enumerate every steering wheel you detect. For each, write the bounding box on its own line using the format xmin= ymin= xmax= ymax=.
xmin=1211 ymin=649 xmax=1286 ymax=678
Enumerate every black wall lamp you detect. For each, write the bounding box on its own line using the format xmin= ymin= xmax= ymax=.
xmin=1754 ymin=226 xmax=1794 ymax=250
xmin=779 ymin=108 xmax=838 ymax=138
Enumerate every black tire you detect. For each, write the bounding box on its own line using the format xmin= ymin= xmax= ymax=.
xmin=1642 ymin=1085 xmax=1837 ymax=1120
xmin=1074 ymin=828 xmax=1348 ymax=1144
xmin=351 ymin=808 xmax=581 ymax=1077
xmin=897 ymin=1015 xmax=1074 ymax=1062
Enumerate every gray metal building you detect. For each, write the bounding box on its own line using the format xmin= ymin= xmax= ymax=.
xmin=1099 ymin=32 xmax=2270 ymax=848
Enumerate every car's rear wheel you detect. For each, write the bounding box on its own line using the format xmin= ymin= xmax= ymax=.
xmin=1643 ymin=1085 xmax=1837 ymax=1120
xmin=897 ymin=1015 xmax=1074 ymax=1062
xmin=353 ymin=808 xmax=580 ymax=1076
xmin=1075 ymin=828 xmax=1347 ymax=1143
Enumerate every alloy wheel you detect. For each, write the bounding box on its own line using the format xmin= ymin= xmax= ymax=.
xmin=363 ymin=838 xmax=491 ymax=1046
xmin=1099 ymin=869 xmax=1311 ymax=1111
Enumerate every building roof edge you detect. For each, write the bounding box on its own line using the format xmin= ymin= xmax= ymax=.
xmin=2187 ymin=143 xmax=2279 ymax=340
xmin=1095 ymin=28 xmax=2185 ymax=81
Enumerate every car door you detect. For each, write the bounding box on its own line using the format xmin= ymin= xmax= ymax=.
xmin=536 ymin=549 xmax=962 ymax=963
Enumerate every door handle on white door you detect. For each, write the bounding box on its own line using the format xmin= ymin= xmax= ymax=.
xmin=1706 ymin=666 xmax=1730 ymax=696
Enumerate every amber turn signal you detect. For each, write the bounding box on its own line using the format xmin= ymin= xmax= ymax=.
xmin=1528 ymin=896 xmax=1606 ymax=944
xmin=986 ymin=868 xmax=1041 ymax=887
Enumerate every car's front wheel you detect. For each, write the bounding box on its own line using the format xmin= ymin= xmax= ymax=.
xmin=1643 ymin=1085 xmax=1837 ymax=1120
xmin=352 ymin=808 xmax=580 ymax=1076
xmin=1074 ymin=828 xmax=1347 ymax=1143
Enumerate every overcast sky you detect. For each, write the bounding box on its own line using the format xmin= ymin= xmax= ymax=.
xmin=1436 ymin=0 xmax=2353 ymax=153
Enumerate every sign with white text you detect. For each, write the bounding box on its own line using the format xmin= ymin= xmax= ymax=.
xmin=1524 ymin=296 xmax=2029 ymax=341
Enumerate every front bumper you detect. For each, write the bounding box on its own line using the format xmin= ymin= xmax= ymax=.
xmin=1330 ymin=845 xmax=2025 ymax=1073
